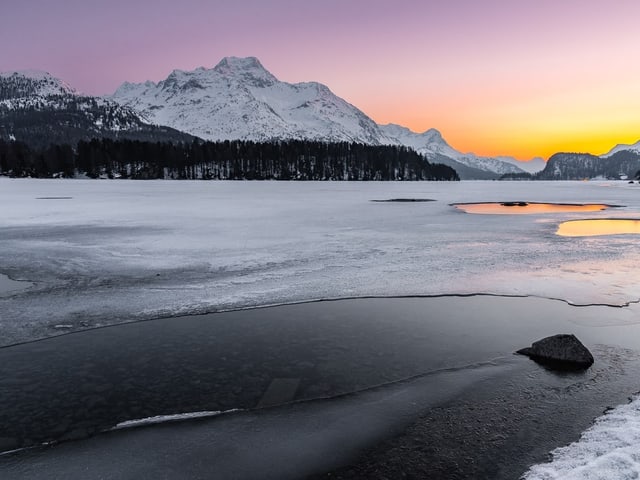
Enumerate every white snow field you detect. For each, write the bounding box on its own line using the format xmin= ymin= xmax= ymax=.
xmin=2 ymin=178 xmax=640 ymax=346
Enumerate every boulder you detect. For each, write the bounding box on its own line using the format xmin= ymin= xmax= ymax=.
xmin=517 ymin=334 xmax=594 ymax=370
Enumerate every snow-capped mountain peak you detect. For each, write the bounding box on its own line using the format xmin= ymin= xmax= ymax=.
xmin=420 ymin=128 xmax=445 ymax=143
xmin=108 ymin=56 xmax=532 ymax=177
xmin=0 ymin=70 xmax=76 ymax=98
xmin=601 ymin=140 xmax=640 ymax=158
xmin=212 ymin=56 xmax=277 ymax=87
xmin=109 ymin=56 xmax=383 ymax=144
xmin=378 ymin=123 xmax=527 ymax=175
xmin=380 ymin=124 xmax=444 ymax=143
xmin=0 ymin=70 xmax=194 ymax=148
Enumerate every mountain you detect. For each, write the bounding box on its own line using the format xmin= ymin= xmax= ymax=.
xmin=0 ymin=71 xmax=194 ymax=149
xmin=494 ymin=156 xmax=546 ymax=174
xmin=0 ymin=70 xmax=76 ymax=97
xmin=378 ymin=124 xmax=527 ymax=178
xmin=110 ymin=56 xmax=529 ymax=178
xmin=428 ymin=153 xmax=501 ymax=180
xmin=601 ymin=140 xmax=640 ymax=158
xmin=110 ymin=56 xmax=385 ymax=145
xmin=536 ymin=151 xmax=640 ymax=180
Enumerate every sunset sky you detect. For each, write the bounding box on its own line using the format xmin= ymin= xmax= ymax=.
xmin=2 ymin=0 xmax=640 ymax=160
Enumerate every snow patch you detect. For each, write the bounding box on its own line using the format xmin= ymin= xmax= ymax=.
xmin=523 ymin=395 xmax=640 ymax=480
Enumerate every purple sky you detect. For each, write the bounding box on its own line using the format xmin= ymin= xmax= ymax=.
xmin=3 ymin=0 xmax=640 ymax=158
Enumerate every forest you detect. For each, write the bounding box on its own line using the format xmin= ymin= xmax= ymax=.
xmin=0 ymin=138 xmax=459 ymax=181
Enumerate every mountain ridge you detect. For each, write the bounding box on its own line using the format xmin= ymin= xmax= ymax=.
xmin=108 ymin=56 xmax=530 ymax=177
xmin=537 ymin=151 xmax=640 ymax=180
xmin=601 ymin=139 xmax=640 ymax=158
xmin=5 ymin=57 xmax=639 ymax=180
xmin=0 ymin=70 xmax=195 ymax=149
xmin=110 ymin=56 xmax=386 ymax=147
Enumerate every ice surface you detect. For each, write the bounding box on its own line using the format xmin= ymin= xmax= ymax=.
xmin=0 ymin=274 xmax=32 ymax=296
xmin=523 ymin=395 xmax=640 ymax=480
xmin=2 ymin=179 xmax=640 ymax=346
xmin=3 ymin=178 xmax=640 ymax=477
xmin=0 ymin=359 xmax=520 ymax=480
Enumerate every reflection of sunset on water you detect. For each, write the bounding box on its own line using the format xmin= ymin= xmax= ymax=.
xmin=557 ymin=219 xmax=640 ymax=237
xmin=453 ymin=202 xmax=611 ymax=215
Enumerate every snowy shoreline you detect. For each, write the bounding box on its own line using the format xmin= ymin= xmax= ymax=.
xmin=524 ymin=394 xmax=640 ymax=479
xmin=317 ymin=345 xmax=640 ymax=480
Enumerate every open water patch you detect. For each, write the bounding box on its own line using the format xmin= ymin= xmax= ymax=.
xmin=557 ymin=218 xmax=640 ymax=237
xmin=453 ymin=202 xmax=617 ymax=215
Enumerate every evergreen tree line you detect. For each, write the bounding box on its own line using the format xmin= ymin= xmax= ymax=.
xmin=0 ymin=138 xmax=459 ymax=181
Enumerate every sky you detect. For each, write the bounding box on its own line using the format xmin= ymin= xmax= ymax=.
xmin=2 ymin=0 xmax=640 ymax=160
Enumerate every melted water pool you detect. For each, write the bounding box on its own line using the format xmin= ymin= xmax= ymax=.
xmin=557 ymin=218 xmax=640 ymax=237
xmin=453 ymin=202 xmax=614 ymax=214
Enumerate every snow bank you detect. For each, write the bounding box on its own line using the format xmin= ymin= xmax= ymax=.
xmin=523 ymin=395 xmax=640 ymax=480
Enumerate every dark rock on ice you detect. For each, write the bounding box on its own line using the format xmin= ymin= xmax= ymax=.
xmin=517 ymin=334 xmax=594 ymax=370
xmin=501 ymin=201 xmax=528 ymax=207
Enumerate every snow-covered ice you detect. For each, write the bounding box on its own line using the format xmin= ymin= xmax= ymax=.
xmin=0 ymin=274 xmax=31 ymax=296
xmin=2 ymin=179 xmax=640 ymax=346
xmin=524 ymin=395 xmax=640 ymax=480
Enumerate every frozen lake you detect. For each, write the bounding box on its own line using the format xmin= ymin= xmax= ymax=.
xmin=2 ymin=178 xmax=640 ymax=478
xmin=2 ymin=178 xmax=640 ymax=346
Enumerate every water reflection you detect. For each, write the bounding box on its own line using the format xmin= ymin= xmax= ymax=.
xmin=453 ymin=202 xmax=612 ymax=215
xmin=557 ymin=219 xmax=640 ymax=237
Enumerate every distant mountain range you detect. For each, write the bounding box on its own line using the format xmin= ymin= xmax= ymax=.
xmin=108 ymin=56 xmax=535 ymax=178
xmin=536 ymin=151 xmax=640 ymax=180
xmin=0 ymin=71 xmax=193 ymax=149
xmin=1 ymin=57 xmax=639 ymax=180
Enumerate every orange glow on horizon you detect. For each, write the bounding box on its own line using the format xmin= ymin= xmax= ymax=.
xmin=358 ymin=66 xmax=640 ymax=161
xmin=368 ymin=113 xmax=640 ymax=161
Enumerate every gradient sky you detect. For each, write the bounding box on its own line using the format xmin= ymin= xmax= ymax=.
xmin=2 ymin=0 xmax=640 ymax=160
